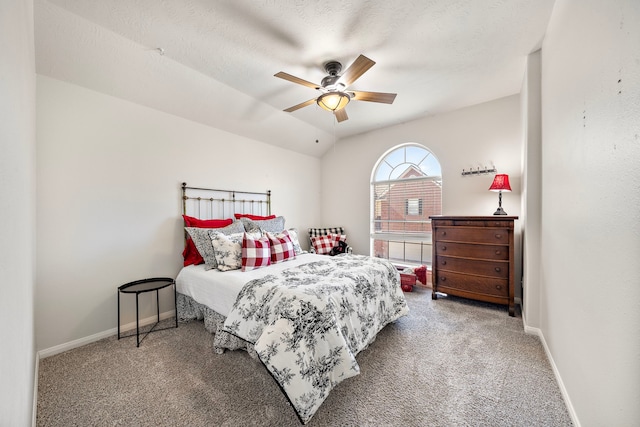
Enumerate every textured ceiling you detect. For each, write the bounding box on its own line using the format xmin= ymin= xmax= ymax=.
xmin=35 ymin=0 xmax=556 ymax=157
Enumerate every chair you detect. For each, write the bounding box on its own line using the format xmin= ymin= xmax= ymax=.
xmin=308 ymin=227 xmax=353 ymax=255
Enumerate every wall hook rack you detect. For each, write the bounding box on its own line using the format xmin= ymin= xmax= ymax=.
xmin=461 ymin=166 xmax=497 ymax=176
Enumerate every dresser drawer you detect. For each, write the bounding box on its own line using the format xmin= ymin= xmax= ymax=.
xmin=483 ymin=220 xmax=513 ymax=228
xmin=435 ymin=219 xmax=513 ymax=228
xmin=435 ymin=271 xmax=509 ymax=297
xmin=435 ymin=241 xmax=509 ymax=260
xmin=434 ymin=227 xmax=509 ymax=244
xmin=436 ymin=256 xmax=508 ymax=278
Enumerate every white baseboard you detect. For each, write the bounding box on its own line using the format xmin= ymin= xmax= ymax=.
xmin=37 ymin=309 xmax=176 ymax=359
xmin=522 ymin=320 xmax=581 ymax=427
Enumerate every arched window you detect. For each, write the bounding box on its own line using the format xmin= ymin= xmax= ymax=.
xmin=371 ymin=143 xmax=442 ymax=267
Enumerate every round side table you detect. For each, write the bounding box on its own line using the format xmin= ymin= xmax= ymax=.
xmin=117 ymin=277 xmax=177 ymax=347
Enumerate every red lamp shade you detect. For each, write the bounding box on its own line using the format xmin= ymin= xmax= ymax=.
xmin=489 ymin=174 xmax=512 ymax=192
xmin=489 ymin=174 xmax=511 ymax=215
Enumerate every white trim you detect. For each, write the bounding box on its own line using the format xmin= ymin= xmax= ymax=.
xmin=373 ymin=174 xmax=442 ymax=186
xmin=371 ymin=232 xmax=432 ymax=243
xmin=522 ymin=319 xmax=581 ymax=427
xmin=37 ymin=309 xmax=176 ymax=359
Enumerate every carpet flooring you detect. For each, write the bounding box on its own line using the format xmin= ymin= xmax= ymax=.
xmin=36 ymin=287 xmax=573 ymax=426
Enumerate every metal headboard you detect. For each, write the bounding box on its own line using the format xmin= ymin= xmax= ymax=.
xmin=181 ymin=182 xmax=271 ymax=220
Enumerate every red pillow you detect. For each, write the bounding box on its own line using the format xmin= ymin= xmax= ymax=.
xmin=242 ymin=233 xmax=271 ymax=271
xmin=234 ymin=213 xmax=277 ymax=220
xmin=266 ymin=230 xmax=295 ymax=263
xmin=182 ymin=216 xmax=234 ymax=266
xmin=183 ymin=215 xmax=233 ymax=228
xmin=334 ymin=233 xmax=347 ymax=243
xmin=182 ymin=239 xmax=204 ymax=266
xmin=312 ymin=234 xmax=339 ymax=255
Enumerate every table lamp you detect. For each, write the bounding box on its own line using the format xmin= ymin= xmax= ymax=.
xmin=489 ymin=174 xmax=511 ymax=215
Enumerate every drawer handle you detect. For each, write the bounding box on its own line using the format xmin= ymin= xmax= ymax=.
xmin=441 ymin=277 xmax=446 ymax=282
xmin=441 ymin=245 xmax=447 ymax=251
xmin=441 ymin=231 xmax=447 ymax=236
xmin=441 ymin=260 xmax=447 ymax=265
xmin=495 ymin=234 xmax=502 ymax=239
xmin=495 ymin=267 xmax=501 ymax=272
xmin=495 ymin=250 xmax=502 ymax=255
xmin=496 ymin=285 xmax=502 ymax=290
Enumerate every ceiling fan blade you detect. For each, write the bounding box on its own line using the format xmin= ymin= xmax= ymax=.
xmin=351 ymin=91 xmax=397 ymax=104
xmin=283 ymin=98 xmax=317 ymax=112
xmin=334 ymin=109 xmax=349 ymax=122
xmin=274 ymin=72 xmax=320 ymax=90
xmin=337 ymin=55 xmax=375 ymax=87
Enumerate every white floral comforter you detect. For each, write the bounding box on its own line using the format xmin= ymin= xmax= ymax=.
xmin=222 ymin=254 xmax=409 ymax=424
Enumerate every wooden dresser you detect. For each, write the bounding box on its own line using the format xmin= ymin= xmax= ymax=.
xmin=429 ymin=216 xmax=518 ymax=316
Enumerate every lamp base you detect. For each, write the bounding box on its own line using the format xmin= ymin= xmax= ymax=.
xmin=493 ymin=207 xmax=508 ymax=215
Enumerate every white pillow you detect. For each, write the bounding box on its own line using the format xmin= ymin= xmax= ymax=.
xmin=287 ymin=228 xmax=305 ymax=255
xmin=185 ymin=220 xmax=245 ymax=270
xmin=210 ymin=232 xmax=244 ymax=271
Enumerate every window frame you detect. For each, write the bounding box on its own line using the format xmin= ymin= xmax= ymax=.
xmin=370 ymin=143 xmax=442 ymax=267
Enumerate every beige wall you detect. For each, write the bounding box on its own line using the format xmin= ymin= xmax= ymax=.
xmin=321 ymin=94 xmax=523 ymax=293
xmin=520 ymin=50 xmax=542 ymax=328
xmin=0 ymin=0 xmax=37 ymax=424
xmin=540 ymin=0 xmax=640 ymax=424
xmin=35 ymin=76 xmax=322 ymax=353
xmin=29 ymin=2 xmax=640 ymax=426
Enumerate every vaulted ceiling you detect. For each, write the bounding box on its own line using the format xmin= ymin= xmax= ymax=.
xmin=35 ymin=0 xmax=555 ymax=157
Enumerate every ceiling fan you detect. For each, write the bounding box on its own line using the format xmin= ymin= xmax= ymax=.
xmin=274 ymin=54 xmax=397 ymax=123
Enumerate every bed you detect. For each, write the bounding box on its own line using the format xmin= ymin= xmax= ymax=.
xmin=175 ymin=183 xmax=409 ymax=424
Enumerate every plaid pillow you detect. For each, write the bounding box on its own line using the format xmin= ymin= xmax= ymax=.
xmin=308 ymin=227 xmax=346 ymax=254
xmin=242 ymin=233 xmax=271 ymax=271
xmin=311 ymin=234 xmax=338 ymax=255
xmin=266 ymin=230 xmax=296 ymax=263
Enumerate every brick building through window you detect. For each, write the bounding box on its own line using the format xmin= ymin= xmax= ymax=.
xmin=371 ymin=144 xmax=442 ymax=267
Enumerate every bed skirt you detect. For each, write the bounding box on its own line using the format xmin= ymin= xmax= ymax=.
xmin=176 ymin=292 xmax=259 ymax=359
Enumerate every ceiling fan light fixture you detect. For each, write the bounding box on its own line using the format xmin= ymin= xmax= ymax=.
xmin=275 ymin=54 xmax=396 ymax=122
xmin=317 ymin=92 xmax=351 ymax=112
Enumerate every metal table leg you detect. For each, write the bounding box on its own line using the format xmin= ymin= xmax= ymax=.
xmin=117 ymin=289 xmax=121 ymax=340
xmin=174 ymin=283 xmax=178 ymax=328
xmin=136 ymin=293 xmax=140 ymax=347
